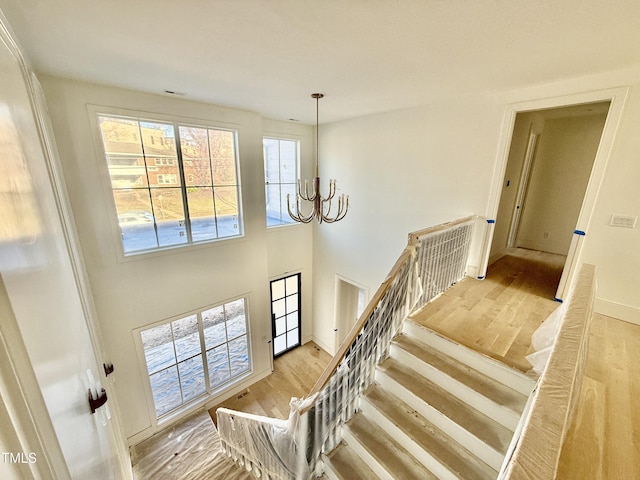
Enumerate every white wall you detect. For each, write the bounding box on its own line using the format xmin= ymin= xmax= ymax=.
xmin=579 ymin=87 xmax=640 ymax=323
xmin=311 ymin=97 xmax=505 ymax=352
xmin=312 ymin=68 xmax=640 ymax=352
xmin=39 ymin=76 xmax=314 ymax=441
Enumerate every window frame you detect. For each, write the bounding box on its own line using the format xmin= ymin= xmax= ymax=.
xmin=263 ymin=135 xmax=301 ymax=228
xmin=134 ymin=295 xmax=253 ymax=423
xmin=90 ymin=105 xmax=244 ymax=258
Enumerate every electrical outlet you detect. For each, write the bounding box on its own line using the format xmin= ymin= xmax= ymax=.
xmin=610 ymin=214 xmax=637 ymax=228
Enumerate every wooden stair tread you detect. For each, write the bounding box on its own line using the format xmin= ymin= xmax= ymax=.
xmin=393 ymin=334 xmax=528 ymax=413
xmin=325 ymin=443 xmax=381 ymax=480
xmin=378 ymin=358 xmax=513 ymax=455
xmin=345 ymin=414 xmax=438 ymax=480
xmin=365 ymin=385 xmax=498 ymax=480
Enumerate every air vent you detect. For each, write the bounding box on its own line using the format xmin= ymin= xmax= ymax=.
xmin=610 ymin=214 xmax=637 ymax=228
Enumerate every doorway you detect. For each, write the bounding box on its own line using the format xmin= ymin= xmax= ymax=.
xmin=270 ymin=273 xmax=301 ymax=357
xmin=490 ymin=101 xmax=611 ymax=299
xmin=334 ymin=276 xmax=368 ymax=351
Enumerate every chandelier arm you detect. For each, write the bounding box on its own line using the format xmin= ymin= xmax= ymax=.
xmin=325 ymin=179 xmax=336 ymax=201
xmin=297 ymin=179 xmax=311 ymax=202
xmin=322 ymin=198 xmax=332 ymax=219
xmin=311 ymin=177 xmax=319 ymax=201
xmin=304 ymin=179 xmax=312 ymax=201
xmin=320 ymin=193 xmax=349 ymax=223
xmin=287 ymin=193 xmax=314 ymax=223
xmin=322 ymin=197 xmax=342 ymax=223
xmin=297 ymin=193 xmax=316 ymax=223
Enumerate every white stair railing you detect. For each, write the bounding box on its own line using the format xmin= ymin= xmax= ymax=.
xmin=216 ymin=216 xmax=479 ymax=479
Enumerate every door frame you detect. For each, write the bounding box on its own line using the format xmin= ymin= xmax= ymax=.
xmin=485 ymin=87 xmax=629 ymax=300
xmin=507 ymin=131 xmax=539 ymax=248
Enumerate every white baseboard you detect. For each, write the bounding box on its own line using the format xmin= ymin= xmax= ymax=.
xmin=594 ymin=298 xmax=640 ymax=326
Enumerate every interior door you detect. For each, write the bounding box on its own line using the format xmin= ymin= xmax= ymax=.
xmin=270 ymin=273 xmax=301 ymax=357
xmin=334 ymin=277 xmax=367 ymax=351
xmin=0 ymin=26 xmax=129 ymax=479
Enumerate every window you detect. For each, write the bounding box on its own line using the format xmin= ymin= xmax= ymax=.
xmin=97 ymin=114 xmax=242 ymax=255
xmin=140 ymin=298 xmax=251 ymax=418
xmin=263 ymin=137 xmax=298 ymax=227
xmin=157 ymin=173 xmax=177 ymax=185
xmin=155 ymin=158 xmax=176 ymax=166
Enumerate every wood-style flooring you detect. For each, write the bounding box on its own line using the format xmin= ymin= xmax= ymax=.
xmin=411 ymin=248 xmax=566 ymax=372
xmin=205 ymin=249 xmax=640 ymax=478
xmin=557 ymin=314 xmax=640 ymax=479
xmin=209 ymin=341 xmax=331 ymax=422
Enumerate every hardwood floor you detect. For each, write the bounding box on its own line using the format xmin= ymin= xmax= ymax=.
xmin=557 ymin=314 xmax=640 ymax=479
xmin=204 ymin=249 xmax=640 ymax=478
xmin=410 ymin=248 xmax=565 ymax=371
xmin=209 ymin=341 xmax=331 ymax=422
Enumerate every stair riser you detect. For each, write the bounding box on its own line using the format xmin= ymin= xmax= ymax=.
xmin=341 ymin=428 xmax=395 ymax=480
xmin=403 ymin=321 xmax=535 ymax=395
xmin=360 ymin=397 xmax=460 ymax=480
xmin=390 ymin=343 xmax=520 ymax=430
xmin=375 ymin=369 xmax=504 ymax=471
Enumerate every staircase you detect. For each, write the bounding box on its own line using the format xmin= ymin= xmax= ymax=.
xmin=322 ymin=320 xmax=536 ymax=480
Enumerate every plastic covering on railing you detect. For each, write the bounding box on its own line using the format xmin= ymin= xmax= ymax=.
xmin=499 ymin=263 xmax=596 ymax=480
xmin=415 ymin=221 xmax=474 ymax=306
xmin=217 ymin=395 xmax=316 ymax=480
xmin=524 ymin=302 xmax=566 ymax=375
xmin=310 ymin=256 xmax=419 ymax=469
xmin=216 ymin=218 xmax=476 ymax=479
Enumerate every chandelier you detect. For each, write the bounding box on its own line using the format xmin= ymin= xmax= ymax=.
xmin=287 ymin=93 xmax=349 ymax=224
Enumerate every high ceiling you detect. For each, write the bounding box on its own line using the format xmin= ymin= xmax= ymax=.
xmin=2 ymin=0 xmax=640 ymax=124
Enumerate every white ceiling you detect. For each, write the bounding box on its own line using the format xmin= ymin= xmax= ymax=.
xmin=2 ymin=0 xmax=640 ymax=124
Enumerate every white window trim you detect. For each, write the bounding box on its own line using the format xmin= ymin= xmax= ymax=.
xmin=87 ymin=104 xmax=245 ymax=260
xmin=263 ymin=134 xmax=303 ymax=229
xmin=133 ymin=294 xmax=253 ymax=429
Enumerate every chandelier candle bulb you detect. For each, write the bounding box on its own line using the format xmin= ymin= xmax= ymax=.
xmin=287 ymin=93 xmax=350 ymax=224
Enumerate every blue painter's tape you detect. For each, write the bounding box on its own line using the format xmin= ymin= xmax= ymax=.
xmin=487 ymin=219 xmax=496 ymax=224
xmin=554 ymin=297 xmax=563 ymax=303
xmin=574 ymin=230 xmax=586 ymax=236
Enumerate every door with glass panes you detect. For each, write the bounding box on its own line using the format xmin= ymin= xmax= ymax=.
xmin=270 ymin=273 xmax=301 ymax=357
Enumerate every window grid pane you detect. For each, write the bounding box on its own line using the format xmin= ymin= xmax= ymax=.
xmin=270 ymin=273 xmax=301 ymax=357
xmin=263 ymin=138 xmax=298 ymax=227
xmin=141 ymin=298 xmax=251 ymax=418
xmin=98 ymin=114 xmax=243 ymax=255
